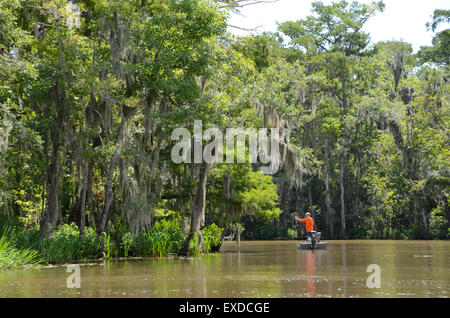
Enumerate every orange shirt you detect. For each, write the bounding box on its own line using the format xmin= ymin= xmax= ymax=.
xmin=297 ymin=217 xmax=314 ymax=232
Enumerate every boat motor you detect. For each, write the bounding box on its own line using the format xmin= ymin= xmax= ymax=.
xmin=310 ymin=231 xmax=317 ymax=248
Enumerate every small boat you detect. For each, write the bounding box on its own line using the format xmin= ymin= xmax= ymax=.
xmin=296 ymin=231 xmax=328 ymax=250
xmin=297 ymin=241 xmax=328 ymax=250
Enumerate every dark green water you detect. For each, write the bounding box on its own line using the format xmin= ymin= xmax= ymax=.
xmin=0 ymin=240 xmax=448 ymax=297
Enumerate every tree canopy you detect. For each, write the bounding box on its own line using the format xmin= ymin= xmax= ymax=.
xmin=0 ymin=0 xmax=448 ymax=260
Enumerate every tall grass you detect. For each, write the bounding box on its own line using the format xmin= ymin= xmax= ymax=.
xmin=41 ymin=224 xmax=102 ymax=263
xmin=201 ymin=223 xmax=222 ymax=253
xmin=0 ymin=218 xmax=224 ymax=266
xmin=0 ymin=228 xmax=44 ymax=269
xmin=188 ymin=223 xmax=223 ymax=255
xmin=127 ymin=219 xmax=185 ymax=257
xmin=7 ymin=222 xmax=103 ymax=264
xmin=104 ymin=232 xmax=112 ymax=259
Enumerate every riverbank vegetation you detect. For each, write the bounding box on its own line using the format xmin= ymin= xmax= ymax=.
xmin=0 ymin=217 xmax=222 ymax=267
xmin=0 ymin=0 xmax=448 ymax=267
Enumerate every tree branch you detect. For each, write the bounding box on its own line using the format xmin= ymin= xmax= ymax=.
xmin=218 ymin=0 xmax=280 ymax=9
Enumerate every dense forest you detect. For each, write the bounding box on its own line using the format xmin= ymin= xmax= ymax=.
xmin=0 ymin=0 xmax=448 ymax=265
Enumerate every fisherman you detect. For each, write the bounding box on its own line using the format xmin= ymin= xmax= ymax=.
xmin=296 ymin=212 xmax=314 ymax=242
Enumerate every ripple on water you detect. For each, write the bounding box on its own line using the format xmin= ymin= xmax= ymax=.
xmin=1 ymin=240 xmax=448 ymax=298
xmin=396 ymin=292 xmax=416 ymax=296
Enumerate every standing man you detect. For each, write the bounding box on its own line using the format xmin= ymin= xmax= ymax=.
xmin=297 ymin=212 xmax=314 ymax=241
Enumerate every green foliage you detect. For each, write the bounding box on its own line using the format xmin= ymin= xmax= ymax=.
xmin=0 ymin=226 xmax=43 ymax=269
xmin=11 ymin=223 xmax=102 ymax=264
xmin=429 ymin=206 xmax=449 ymax=239
xmin=239 ymin=171 xmax=281 ymax=221
xmin=278 ymin=0 xmax=384 ymax=56
xmin=241 ymin=214 xmax=277 ymax=240
xmin=418 ymin=9 xmax=449 ymax=66
xmin=232 ymin=34 xmax=283 ymax=71
xmin=128 ymin=219 xmax=185 ymax=257
xmin=41 ymin=231 xmax=80 ymax=263
xmin=201 ymin=223 xmax=223 ymax=253
xmin=287 ymin=228 xmax=297 ymax=240
xmin=0 ymin=0 xmax=449 ymax=262
xmin=104 ymin=232 xmax=112 ymax=259
xmin=210 ymin=164 xmax=281 ymax=230
xmin=41 ymin=224 xmax=85 ymax=263
xmin=81 ymin=227 xmax=101 ymax=257
xmin=187 ymin=223 xmax=224 ymax=255
xmin=121 ymin=232 xmax=133 ymax=257
xmin=427 ymin=9 xmax=450 ymax=32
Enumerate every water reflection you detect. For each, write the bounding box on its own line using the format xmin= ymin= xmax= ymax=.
xmin=0 ymin=240 xmax=448 ymax=298
xmin=305 ymin=251 xmax=315 ymax=297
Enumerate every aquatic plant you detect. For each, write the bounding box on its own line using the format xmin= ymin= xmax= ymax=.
xmin=40 ymin=224 xmax=102 ymax=263
xmin=121 ymin=232 xmax=133 ymax=257
xmin=188 ymin=223 xmax=223 ymax=255
xmin=0 ymin=218 xmax=222 ymax=265
xmin=201 ymin=223 xmax=223 ymax=253
xmin=287 ymin=228 xmax=297 ymax=240
xmin=104 ymin=232 xmax=112 ymax=259
xmin=81 ymin=227 xmax=101 ymax=257
xmin=429 ymin=206 xmax=448 ymax=239
xmin=0 ymin=228 xmax=43 ymax=269
xmin=41 ymin=224 xmax=82 ymax=263
xmin=126 ymin=219 xmax=185 ymax=257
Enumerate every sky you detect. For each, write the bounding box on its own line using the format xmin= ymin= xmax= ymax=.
xmin=227 ymin=0 xmax=450 ymax=52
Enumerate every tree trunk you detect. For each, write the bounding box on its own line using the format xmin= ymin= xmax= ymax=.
xmin=324 ymin=138 xmax=334 ymax=238
xmin=421 ymin=206 xmax=429 ymax=239
xmin=308 ymin=186 xmax=313 ymax=215
xmin=353 ymin=178 xmax=360 ymax=239
xmin=40 ymin=135 xmax=61 ymax=237
xmin=236 ymin=228 xmax=241 ymax=247
xmin=98 ymin=146 xmax=119 ymax=235
xmin=178 ymin=162 xmax=211 ymax=256
xmin=79 ymin=161 xmax=88 ymax=236
xmin=68 ymin=184 xmax=81 ymax=226
xmin=40 ymin=32 xmax=66 ymax=237
xmin=86 ymin=160 xmax=95 ymax=228
xmin=97 ymin=115 xmax=128 ymax=253
xmin=280 ymin=182 xmax=289 ymax=233
xmin=79 ymin=102 xmax=92 ymax=236
xmin=339 ymin=153 xmax=347 ymax=238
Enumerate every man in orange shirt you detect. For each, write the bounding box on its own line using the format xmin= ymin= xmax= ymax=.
xmin=297 ymin=212 xmax=314 ymax=241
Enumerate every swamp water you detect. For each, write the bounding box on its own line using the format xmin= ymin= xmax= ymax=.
xmin=0 ymin=240 xmax=448 ymax=298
